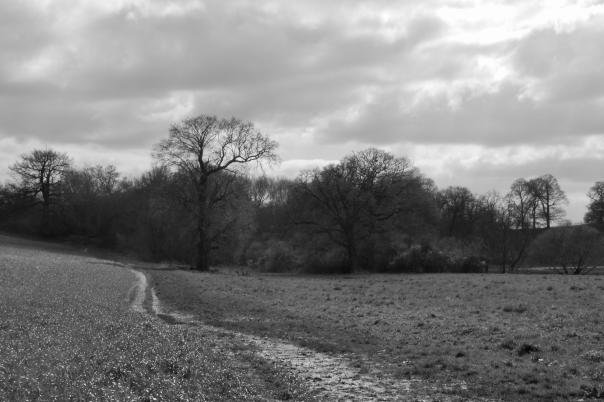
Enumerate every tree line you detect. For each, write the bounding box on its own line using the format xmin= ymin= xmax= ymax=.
xmin=2 ymin=114 xmax=603 ymax=274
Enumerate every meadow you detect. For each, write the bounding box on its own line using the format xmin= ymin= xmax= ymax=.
xmin=149 ymin=267 xmax=604 ymax=400
xmin=0 ymin=235 xmax=311 ymax=401
xmin=2 ymin=233 xmax=604 ymax=400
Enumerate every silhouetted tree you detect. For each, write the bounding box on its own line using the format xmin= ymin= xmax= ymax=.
xmin=154 ymin=114 xmax=278 ymax=270
xmin=61 ymin=165 xmax=124 ymax=245
xmin=294 ymin=148 xmax=432 ymax=272
xmin=528 ymin=225 xmax=604 ymax=274
xmin=533 ymin=174 xmax=567 ymax=228
xmin=526 ymin=178 xmax=543 ymax=229
xmin=9 ymin=149 xmax=71 ymax=235
xmin=248 ymin=176 xmax=294 ymax=237
xmin=585 ymin=181 xmax=604 ymax=226
xmin=505 ymin=179 xmax=541 ymax=270
xmin=508 ymin=178 xmax=533 ymax=230
xmin=437 ymin=186 xmax=476 ymax=238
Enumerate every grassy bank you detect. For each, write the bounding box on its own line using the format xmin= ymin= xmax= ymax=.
xmin=148 ymin=268 xmax=604 ymax=400
xmin=0 ymin=235 xmax=311 ymax=401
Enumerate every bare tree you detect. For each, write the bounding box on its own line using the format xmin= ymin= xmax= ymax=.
xmin=505 ymin=180 xmax=543 ymax=270
xmin=533 ymin=174 xmax=567 ymax=228
xmin=526 ymin=178 xmax=543 ymax=229
xmin=585 ymin=181 xmax=604 ymax=225
xmin=509 ymin=174 xmax=566 ymax=230
xmin=154 ymin=114 xmax=278 ymax=271
xmin=64 ymin=165 xmax=120 ymax=196
xmin=9 ymin=148 xmax=71 ymax=235
xmin=437 ymin=186 xmax=476 ymax=237
xmin=294 ymin=148 xmax=422 ymax=272
xmin=508 ymin=178 xmax=532 ymax=230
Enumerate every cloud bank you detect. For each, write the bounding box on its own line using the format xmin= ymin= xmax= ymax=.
xmin=1 ymin=0 xmax=604 ymax=221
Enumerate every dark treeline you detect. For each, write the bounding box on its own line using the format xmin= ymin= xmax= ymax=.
xmin=2 ymin=114 xmax=604 ymax=274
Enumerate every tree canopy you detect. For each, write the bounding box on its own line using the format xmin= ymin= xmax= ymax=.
xmin=153 ymin=114 xmax=278 ymax=270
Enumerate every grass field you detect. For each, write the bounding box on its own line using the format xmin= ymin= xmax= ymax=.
xmin=0 ymin=235 xmax=311 ymax=401
xmin=148 ymin=267 xmax=604 ymax=400
xmin=3 ymin=233 xmax=604 ymax=401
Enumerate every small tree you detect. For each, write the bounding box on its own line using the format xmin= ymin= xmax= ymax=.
xmin=9 ymin=148 xmax=71 ymax=235
xmin=154 ymin=114 xmax=278 ymax=271
xmin=437 ymin=186 xmax=476 ymax=238
xmin=508 ymin=178 xmax=533 ymax=230
xmin=533 ymin=174 xmax=567 ymax=228
xmin=585 ymin=181 xmax=604 ymax=226
xmin=62 ymin=165 xmax=123 ymax=244
xmin=528 ymin=225 xmax=604 ymax=274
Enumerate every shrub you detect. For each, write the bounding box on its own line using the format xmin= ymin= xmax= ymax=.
xmin=388 ymin=244 xmax=451 ymax=273
xmin=502 ymin=304 xmax=528 ymax=313
xmin=300 ymin=249 xmax=349 ymax=274
xmin=452 ymin=255 xmax=485 ymax=273
xmin=387 ymin=244 xmax=486 ymax=273
xmin=247 ymin=240 xmax=299 ymax=272
xmin=527 ymin=225 xmax=604 ymax=274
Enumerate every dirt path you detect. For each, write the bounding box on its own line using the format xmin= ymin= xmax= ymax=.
xmin=128 ymin=268 xmax=147 ymax=313
xmin=127 ymin=269 xmax=480 ymax=401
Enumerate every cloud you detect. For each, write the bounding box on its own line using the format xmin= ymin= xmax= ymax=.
xmin=1 ymin=0 xmax=604 ymax=223
xmin=322 ymin=83 xmax=604 ymax=146
xmin=0 ymin=0 xmax=449 ymax=148
xmin=408 ymin=141 xmax=604 ymax=223
xmin=514 ymin=19 xmax=604 ymax=102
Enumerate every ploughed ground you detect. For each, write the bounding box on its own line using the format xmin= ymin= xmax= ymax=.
xmin=146 ymin=266 xmax=604 ymax=401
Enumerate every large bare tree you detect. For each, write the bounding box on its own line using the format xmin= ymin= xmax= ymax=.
xmin=294 ymin=148 xmax=426 ymax=272
xmin=9 ymin=148 xmax=71 ymax=235
xmin=154 ymin=114 xmax=278 ymax=271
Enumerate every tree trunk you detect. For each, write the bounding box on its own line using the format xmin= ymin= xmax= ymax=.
xmin=41 ymin=202 xmax=50 ymax=236
xmin=501 ymin=224 xmax=508 ymax=273
xmin=40 ymin=184 xmax=51 ymax=236
xmin=194 ymin=178 xmax=211 ymax=271
xmin=195 ymin=226 xmax=210 ymax=271
xmin=344 ymin=234 xmax=358 ymax=274
xmin=346 ymin=251 xmax=359 ymax=274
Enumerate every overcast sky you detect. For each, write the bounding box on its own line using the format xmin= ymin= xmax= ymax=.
xmin=1 ymin=0 xmax=604 ymax=222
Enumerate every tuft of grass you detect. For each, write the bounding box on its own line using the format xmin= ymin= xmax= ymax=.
xmin=582 ymin=350 xmax=604 ymax=362
xmin=500 ymin=339 xmax=516 ymax=350
xmin=502 ymin=304 xmax=528 ymax=313
xmin=517 ymin=343 xmax=540 ymax=356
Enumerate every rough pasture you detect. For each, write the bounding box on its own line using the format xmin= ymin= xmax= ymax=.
xmin=149 ymin=268 xmax=604 ymax=400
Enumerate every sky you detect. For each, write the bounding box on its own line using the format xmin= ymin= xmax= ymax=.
xmin=1 ymin=0 xmax=604 ymax=223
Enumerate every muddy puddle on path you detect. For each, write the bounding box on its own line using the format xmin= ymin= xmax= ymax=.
xmin=129 ymin=269 xmax=477 ymax=401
